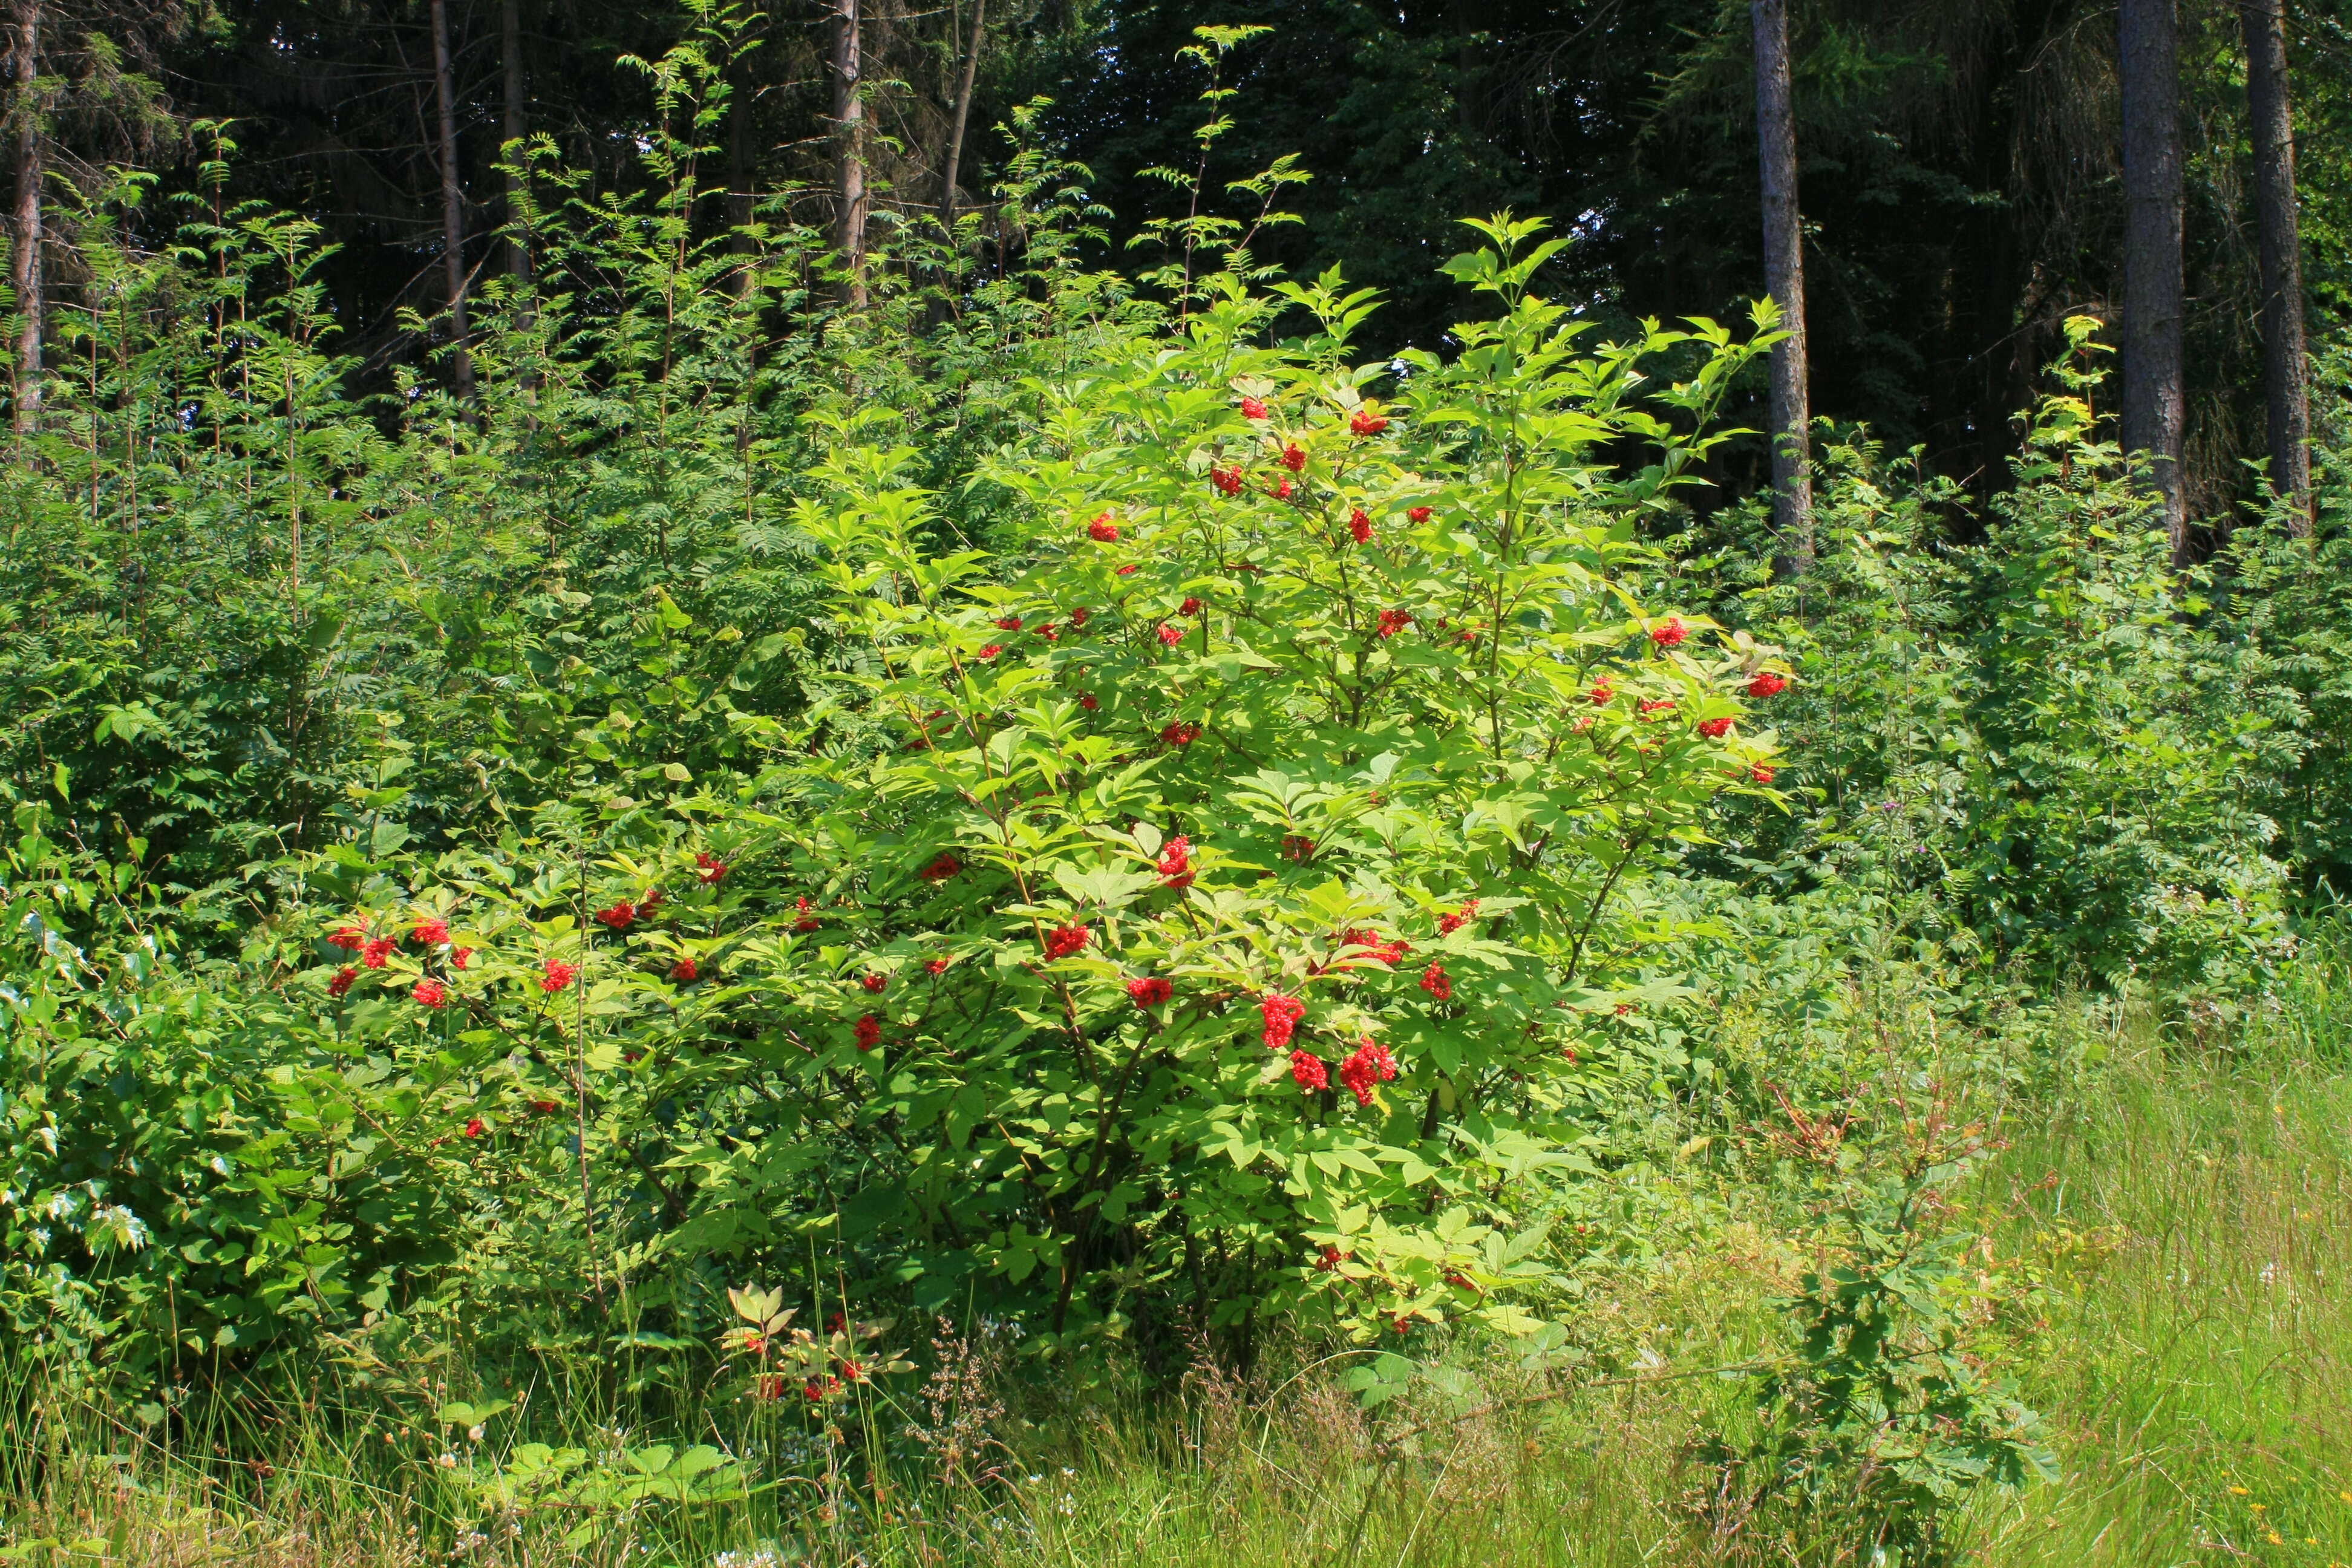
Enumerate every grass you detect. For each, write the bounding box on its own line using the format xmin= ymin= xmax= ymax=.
xmin=6 ymin=981 xmax=2351 ymax=1566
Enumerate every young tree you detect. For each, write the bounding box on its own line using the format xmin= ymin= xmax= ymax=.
xmin=2120 ymin=0 xmax=2185 ymax=560
xmin=1751 ymin=0 xmax=1812 ymax=575
xmin=430 ymin=0 xmax=474 ymax=396
xmin=2240 ymin=0 xmax=2309 ymax=531
xmin=832 ymin=0 xmax=865 ymax=306
xmin=939 ymin=0 xmax=985 ymax=235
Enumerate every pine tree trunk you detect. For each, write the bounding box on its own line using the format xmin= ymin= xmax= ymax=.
xmin=501 ymin=0 xmax=531 ymax=290
xmin=833 ymin=0 xmax=866 ymax=308
xmin=10 ymin=0 xmax=42 ymax=432
xmin=939 ymin=0 xmax=985 ymax=236
xmin=1751 ymin=0 xmax=1812 ymax=575
xmin=431 ymin=0 xmax=475 ymax=397
xmin=2241 ymin=0 xmax=2310 ymax=533
xmin=2120 ymin=0 xmax=2186 ymax=561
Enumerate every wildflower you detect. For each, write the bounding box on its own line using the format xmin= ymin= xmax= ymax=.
xmin=1747 ymin=670 xmax=1788 ymax=697
xmin=1126 ymin=976 xmax=1173 ymax=1006
xmin=1437 ymin=901 xmax=1478 ymax=935
xmin=1589 ymin=681 xmax=1614 ymax=705
xmin=595 ymin=901 xmax=636 ymax=930
xmin=696 ymin=851 xmax=728 ymax=884
xmin=1160 ymin=720 xmax=1202 ymax=746
xmin=1178 ymin=596 xmax=1203 ymax=616
xmin=671 ymin=958 xmax=698 ymax=982
xmin=1279 ymin=444 xmax=1307 ymax=472
xmin=1260 ymin=993 xmax=1306 ymax=1050
xmin=1086 ymin=513 xmax=1120 ymax=542
xmin=414 ymin=978 xmax=449 ymax=1008
xmin=1117 ymin=563 xmax=1140 ymax=577
xmin=541 ymin=960 xmax=578 ymax=994
xmin=1420 ymin=964 xmax=1452 ymax=1002
xmin=926 ymin=956 xmax=950 ymax=975
xmin=977 ymin=644 xmax=1002 ymax=660
xmin=452 ymin=947 xmax=473 ymax=970
xmin=1240 ymin=396 xmax=1269 ymax=420
xmin=1212 ymin=465 xmax=1245 ymax=496
xmin=1157 ymin=623 xmax=1184 ymax=647
xmin=793 ymin=896 xmax=820 ymax=932
xmin=1650 ymin=617 xmax=1687 ymax=648
xmin=1079 ymin=693 xmax=1100 ymax=711
xmin=328 ymin=925 xmax=366 ymax=952
xmin=1349 ymin=408 xmax=1388 ymax=436
xmin=854 ymin=1014 xmax=882 ymax=1051
xmin=860 ymin=973 xmax=887 ymax=993
xmin=1377 ymin=608 xmax=1411 ymax=639
xmin=1697 ymin=716 xmax=1733 ymax=739
xmin=328 ymin=965 xmax=358 ymax=998
xmin=1751 ymin=764 xmax=1776 ymax=784
xmin=1157 ymin=835 xmax=1194 ymax=887
xmin=1070 ymin=607 xmax=1091 ymax=628
xmin=413 ymin=916 xmax=449 ymax=945
xmin=464 ymin=1118 xmax=486 ymax=1138
xmin=1349 ymin=508 xmax=1374 ymax=543
xmin=1271 ymin=476 xmax=1294 ymax=500
xmin=1290 ymin=1050 xmax=1330 ymax=1092
xmin=1043 ymin=924 xmax=1091 ymax=961
xmin=361 ymin=937 xmax=395 ymax=969
xmin=920 ymin=852 xmax=962 ymax=882
xmin=1408 ymin=506 xmax=1432 ymax=523
xmin=1339 ymin=1039 xmax=1398 ymax=1105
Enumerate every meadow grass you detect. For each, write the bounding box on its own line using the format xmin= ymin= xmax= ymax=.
xmin=5 ymin=975 xmax=2349 ymax=1567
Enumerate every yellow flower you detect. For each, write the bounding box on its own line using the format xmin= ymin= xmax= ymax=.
xmin=2230 ymin=1486 xmax=2250 ymax=1495
xmin=2251 ymin=1502 xmax=2267 ymax=1512
xmin=2266 ymin=1532 xmax=2283 ymax=1546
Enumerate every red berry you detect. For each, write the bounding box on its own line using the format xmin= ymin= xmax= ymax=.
xmin=413 ymin=917 xmax=449 ymax=945
xmin=977 ymin=644 xmax=1002 ymax=660
xmin=995 ymin=615 xmax=1022 ymax=631
xmin=1589 ymin=681 xmax=1614 ymax=705
xmin=1376 ymin=608 xmax=1411 ymax=639
xmin=1043 ymin=924 xmax=1091 ymax=961
xmin=1240 ymin=396 xmax=1269 ymax=420
xmin=1126 ymin=976 xmax=1174 ymax=1006
xmin=463 ymin=1117 xmax=486 ymax=1138
xmin=1260 ymin=993 xmax=1307 ymax=1050
xmin=1349 ymin=409 xmax=1388 ymax=436
xmin=860 ymin=973 xmax=887 ymax=993
xmin=1339 ymin=1039 xmax=1398 ymax=1106
xmin=1079 ymin=693 xmax=1100 ymax=711
xmin=1437 ymin=900 xmax=1478 ymax=935
xmin=1279 ymin=445 xmax=1307 ymax=472
xmin=362 ymin=937 xmax=396 ymax=969
xmin=413 ymin=978 xmax=448 ymax=1008
xmin=595 ymin=901 xmax=636 ymax=930
xmin=1650 ymin=617 xmax=1688 ymax=648
xmin=696 ymin=851 xmax=728 ymax=884
xmin=1070 ymin=607 xmax=1091 ymax=628
xmin=1348 ymin=509 xmax=1374 ymax=543
xmin=328 ymin=965 xmax=358 ymax=998
xmin=1178 ymin=596 xmax=1203 ymax=616
xmin=1290 ymin=1050 xmax=1330 ymax=1092
xmin=1157 ymin=835 xmax=1194 ymax=887
xmin=1420 ymin=964 xmax=1452 ymax=1002
xmin=1160 ymin=720 xmax=1201 ymax=746
xmin=1407 ymin=506 xmax=1432 ymax=523
xmin=1212 ymin=465 xmax=1245 ymax=497
xmin=328 ymin=925 xmax=365 ymax=952
xmin=1157 ymin=624 xmax=1183 ymax=647
xmin=854 ymin=1014 xmax=882 ymax=1051
xmin=1087 ymin=513 xmax=1120 ymax=542
xmin=671 ymin=958 xmax=699 ymax=982
xmin=920 ymin=852 xmax=962 ymax=882
xmin=1751 ymin=764 xmax=1776 ymax=784
xmin=541 ymin=959 xmax=579 ymax=994
xmin=1747 ymin=670 xmax=1788 ymax=698
xmin=1698 ymin=716 xmax=1733 ymax=738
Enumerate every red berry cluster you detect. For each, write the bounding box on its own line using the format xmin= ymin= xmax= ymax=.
xmin=1260 ymin=993 xmax=1306 ymax=1050
xmin=1339 ymin=1039 xmax=1397 ymax=1105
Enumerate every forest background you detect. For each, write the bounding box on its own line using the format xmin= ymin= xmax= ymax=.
xmin=4 ymin=1 xmax=2352 ymax=1564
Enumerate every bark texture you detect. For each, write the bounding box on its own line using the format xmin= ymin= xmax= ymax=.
xmin=832 ymin=0 xmax=866 ymax=307
xmin=1751 ymin=0 xmax=1812 ymax=574
xmin=2120 ymin=0 xmax=2186 ymax=560
xmin=2241 ymin=0 xmax=2310 ymax=532
xmin=431 ymin=0 xmax=474 ymax=396
xmin=11 ymin=0 xmax=43 ymax=430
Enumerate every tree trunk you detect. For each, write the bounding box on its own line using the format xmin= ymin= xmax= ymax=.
xmin=10 ymin=0 xmax=42 ymax=432
xmin=728 ymin=38 xmax=756 ymax=276
xmin=2120 ymin=0 xmax=2186 ymax=561
xmin=832 ymin=0 xmax=866 ymax=308
xmin=2241 ymin=0 xmax=2310 ymax=533
xmin=431 ymin=0 xmax=475 ymax=397
xmin=938 ymin=0 xmax=985 ymax=236
xmin=501 ymin=0 xmax=531 ymax=290
xmin=1751 ymin=0 xmax=1812 ymax=575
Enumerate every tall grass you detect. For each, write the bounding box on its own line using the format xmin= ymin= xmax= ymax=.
xmin=6 ymin=949 xmax=2350 ymax=1566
